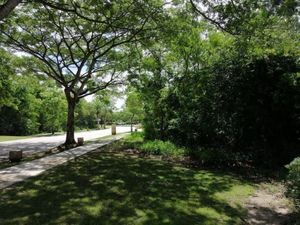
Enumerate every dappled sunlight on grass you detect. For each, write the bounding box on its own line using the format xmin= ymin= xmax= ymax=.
xmin=0 ymin=151 xmax=254 ymax=225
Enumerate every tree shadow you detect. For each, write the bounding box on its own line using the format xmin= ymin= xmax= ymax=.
xmin=245 ymin=205 xmax=293 ymax=225
xmin=0 ymin=151 xmax=249 ymax=225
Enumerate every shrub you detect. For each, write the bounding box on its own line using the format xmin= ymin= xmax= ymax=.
xmin=139 ymin=140 xmax=185 ymax=157
xmin=124 ymin=132 xmax=144 ymax=143
xmin=285 ymin=157 xmax=300 ymax=209
xmin=188 ymin=148 xmax=253 ymax=167
xmin=123 ymin=132 xmax=144 ymax=149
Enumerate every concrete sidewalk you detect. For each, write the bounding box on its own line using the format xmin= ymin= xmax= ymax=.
xmin=0 ymin=134 xmax=127 ymax=190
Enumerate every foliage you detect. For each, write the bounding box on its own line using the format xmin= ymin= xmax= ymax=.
xmin=39 ymin=85 xmax=67 ymax=134
xmin=123 ymin=132 xmax=185 ymax=158
xmin=188 ymin=148 xmax=253 ymax=168
xmin=0 ymin=52 xmax=67 ymax=135
xmin=0 ymin=74 xmax=42 ymax=135
xmin=139 ymin=140 xmax=185 ymax=157
xmin=128 ymin=1 xmax=300 ymax=166
xmin=124 ymin=132 xmax=145 ymax=144
xmin=125 ymin=92 xmax=143 ymax=119
xmin=112 ymin=110 xmax=132 ymax=124
xmin=128 ymin=46 xmax=172 ymax=140
xmin=0 ymin=48 xmax=14 ymax=108
xmin=1 ymin=0 xmax=168 ymax=144
xmin=125 ymin=91 xmax=144 ymax=131
xmin=285 ymin=157 xmax=300 ymax=209
xmin=75 ymin=100 xmax=97 ymax=130
xmin=91 ymin=92 xmax=115 ymax=129
xmin=190 ymin=0 xmax=299 ymax=36
xmin=167 ymin=53 xmax=299 ymax=165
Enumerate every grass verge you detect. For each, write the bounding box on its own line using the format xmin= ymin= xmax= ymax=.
xmin=0 ymin=136 xmax=32 ymax=142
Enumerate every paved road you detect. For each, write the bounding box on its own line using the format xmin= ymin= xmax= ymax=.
xmin=0 ymin=126 xmax=131 ymax=158
xmin=0 ymin=134 xmax=127 ymax=189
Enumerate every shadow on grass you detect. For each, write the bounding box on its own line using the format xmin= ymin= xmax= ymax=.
xmin=0 ymin=151 xmax=250 ymax=225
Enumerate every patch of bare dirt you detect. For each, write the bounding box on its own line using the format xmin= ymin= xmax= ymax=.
xmin=244 ymin=184 xmax=295 ymax=225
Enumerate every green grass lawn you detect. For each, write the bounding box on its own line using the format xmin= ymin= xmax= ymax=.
xmin=0 ymin=135 xmax=32 ymax=142
xmin=0 ymin=147 xmax=254 ymax=225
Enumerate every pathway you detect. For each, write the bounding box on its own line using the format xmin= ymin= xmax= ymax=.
xmin=0 ymin=134 xmax=127 ymax=190
xmin=245 ymin=185 xmax=294 ymax=225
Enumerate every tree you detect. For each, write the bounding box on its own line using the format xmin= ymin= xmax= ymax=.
xmin=92 ymin=92 xmax=114 ymax=129
xmin=40 ymin=86 xmax=67 ymax=134
xmin=112 ymin=110 xmax=131 ymax=125
xmin=1 ymin=0 xmax=165 ymax=145
xmin=125 ymin=92 xmax=143 ymax=132
xmin=127 ymin=1 xmax=300 ymax=166
xmin=0 ymin=0 xmax=22 ymax=20
xmin=0 ymin=0 xmax=97 ymax=21
xmin=75 ymin=100 xmax=96 ymax=130
xmin=0 ymin=73 xmax=42 ymax=135
xmin=0 ymin=48 xmax=14 ymax=109
xmin=0 ymin=53 xmax=68 ymax=135
xmin=189 ymin=0 xmax=299 ymax=35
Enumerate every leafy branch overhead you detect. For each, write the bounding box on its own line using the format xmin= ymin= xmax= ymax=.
xmin=189 ymin=0 xmax=299 ymax=35
xmin=2 ymin=1 xmax=162 ymax=97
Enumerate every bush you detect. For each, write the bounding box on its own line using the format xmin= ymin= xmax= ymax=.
xmin=139 ymin=140 xmax=185 ymax=157
xmin=118 ymin=132 xmax=144 ymax=149
xmin=188 ymin=148 xmax=253 ymax=167
xmin=285 ymin=157 xmax=300 ymax=209
xmin=124 ymin=132 xmax=144 ymax=143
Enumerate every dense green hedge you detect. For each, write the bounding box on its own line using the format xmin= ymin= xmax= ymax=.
xmin=140 ymin=54 xmax=299 ymax=166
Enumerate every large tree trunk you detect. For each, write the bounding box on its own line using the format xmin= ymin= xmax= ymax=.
xmin=0 ymin=0 xmax=22 ymax=21
xmin=65 ymin=91 xmax=77 ymax=145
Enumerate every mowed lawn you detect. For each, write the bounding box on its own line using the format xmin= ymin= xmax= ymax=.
xmin=0 ymin=150 xmax=254 ymax=225
xmin=0 ymin=136 xmax=32 ymax=142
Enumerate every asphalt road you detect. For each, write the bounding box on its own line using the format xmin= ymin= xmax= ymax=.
xmin=0 ymin=126 xmax=131 ymax=158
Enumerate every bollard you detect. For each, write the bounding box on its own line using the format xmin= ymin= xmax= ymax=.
xmin=111 ymin=124 xmax=116 ymax=135
xmin=77 ymin=137 xmax=84 ymax=146
xmin=9 ymin=150 xmax=23 ymax=162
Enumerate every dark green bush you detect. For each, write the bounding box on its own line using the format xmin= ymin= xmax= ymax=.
xmin=140 ymin=54 xmax=299 ymax=166
xmin=285 ymin=157 xmax=300 ymax=209
xmin=188 ymin=148 xmax=253 ymax=167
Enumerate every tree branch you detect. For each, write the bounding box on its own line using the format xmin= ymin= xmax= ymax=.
xmin=189 ymin=0 xmax=237 ymax=35
xmin=0 ymin=0 xmax=22 ymax=20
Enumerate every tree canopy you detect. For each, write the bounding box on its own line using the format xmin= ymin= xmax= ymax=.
xmin=1 ymin=0 xmax=167 ymax=145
